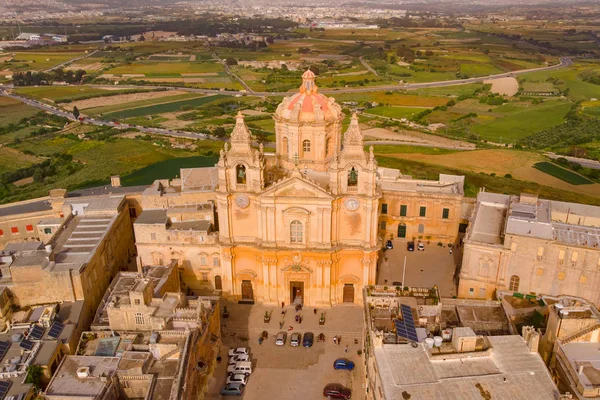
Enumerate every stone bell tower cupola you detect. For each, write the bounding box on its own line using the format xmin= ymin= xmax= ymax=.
xmin=273 ymin=70 xmax=344 ymax=173
xmin=329 ymin=113 xmax=377 ymax=196
xmin=217 ymin=112 xmax=265 ymax=193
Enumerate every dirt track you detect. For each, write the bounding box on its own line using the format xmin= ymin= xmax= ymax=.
xmin=362 ymin=127 xmax=474 ymax=149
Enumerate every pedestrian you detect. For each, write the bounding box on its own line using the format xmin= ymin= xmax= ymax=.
xmin=345 ymin=345 xmax=348 ymax=353
xmin=333 ymin=336 xmax=337 ymax=345
xmin=279 ymin=321 xmax=283 ymax=329
xmin=282 ymin=301 xmax=284 ymax=309
xmin=338 ymin=336 xmax=342 ymax=345
xmin=299 ymin=316 xmax=302 ymax=324
xmin=314 ymin=308 xmax=317 ymax=315
xmin=295 ymin=315 xmax=299 ymax=323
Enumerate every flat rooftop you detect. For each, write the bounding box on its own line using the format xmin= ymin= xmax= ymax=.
xmin=375 ymin=335 xmax=559 ymax=400
xmin=468 ymin=193 xmax=600 ymax=249
xmin=46 ymin=356 xmax=120 ymax=398
xmin=0 ymin=198 xmax=52 ymax=217
xmin=560 ymin=342 xmax=600 ymax=388
xmin=92 ymin=266 xmax=175 ymax=328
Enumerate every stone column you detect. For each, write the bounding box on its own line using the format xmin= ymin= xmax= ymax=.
xmin=222 ymin=253 xmax=234 ymax=300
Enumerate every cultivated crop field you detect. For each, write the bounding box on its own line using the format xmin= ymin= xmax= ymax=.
xmin=103 ymin=95 xmax=226 ymax=119
xmin=4 ymin=51 xmax=85 ymax=72
xmin=533 ymin=162 xmax=594 ymax=185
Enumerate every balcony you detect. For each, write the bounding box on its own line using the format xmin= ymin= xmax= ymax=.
xmin=347 ymin=185 xmax=358 ymax=193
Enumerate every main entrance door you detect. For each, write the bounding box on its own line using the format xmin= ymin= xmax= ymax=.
xmin=343 ymin=284 xmax=355 ymax=303
xmin=290 ymin=281 xmax=304 ymax=305
xmin=241 ymin=280 xmax=253 ymax=301
xmin=397 ymin=224 xmax=406 ymax=238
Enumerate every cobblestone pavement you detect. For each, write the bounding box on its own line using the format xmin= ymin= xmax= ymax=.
xmin=377 ymin=239 xmax=462 ymax=297
xmin=206 ymin=301 xmax=366 ymax=399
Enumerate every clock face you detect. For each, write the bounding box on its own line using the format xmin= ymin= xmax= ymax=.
xmin=345 ymin=198 xmax=359 ymax=211
xmin=235 ymin=194 xmax=250 ymax=209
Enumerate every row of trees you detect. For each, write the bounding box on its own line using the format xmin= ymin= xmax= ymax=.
xmin=12 ymin=68 xmax=86 ymax=86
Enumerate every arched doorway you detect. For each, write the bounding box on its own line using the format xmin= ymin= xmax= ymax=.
xmin=214 ymin=275 xmax=222 ymax=291
xmin=397 ymin=223 xmax=406 ymax=238
xmin=343 ymin=284 xmax=355 ymax=303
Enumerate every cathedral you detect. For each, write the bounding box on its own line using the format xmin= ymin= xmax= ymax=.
xmin=132 ymin=70 xmax=464 ymax=307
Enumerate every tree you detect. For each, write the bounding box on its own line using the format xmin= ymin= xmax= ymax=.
xmin=225 ymin=57 xmax=238 ymax=66
xmin=73 ymin=106 xmax=80 ymax=120
xmin=25 ymin=365 xmax=43 ymax=389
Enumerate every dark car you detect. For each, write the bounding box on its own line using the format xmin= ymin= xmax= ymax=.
xmin=407 ymin=241 xmax=415 ymax=251
xmin=392 ymin=281 xmax=402 ymax=286
xmin=303 ymin=332 xmax=314 ymax=348
xmin=385 ymin=240 xmax=393 ymax=250
xmin=323 ymin=383 xmax=352 ymax=399
xmin=333 ymin=358 xmax=355 ymax=371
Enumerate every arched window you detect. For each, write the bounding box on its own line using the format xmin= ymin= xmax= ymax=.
xmin=290 ymin=220 xmax=303 ymax=243
xmin=236 ymin=164 xmax=246 ymax=184
xmin=348 ymin=167 xmax=358 ymax=187
xmin=325 ymin=138 xmax=331 ymax=156
xmin=302 ymin=140 xmax=311 ymax=154
xmin=282 ymin=137 xmax=289 ymax=157
xmin=509 ymin=275 xmax=520 ymax=292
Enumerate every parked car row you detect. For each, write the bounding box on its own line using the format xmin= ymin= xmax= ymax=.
xmin=275 ymin=331 xmax=315 ymax=347
xmin=222 ymin=347 xmax=253 ymax=396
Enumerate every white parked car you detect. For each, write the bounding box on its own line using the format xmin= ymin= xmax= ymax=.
xmin=226 ymin=373 xmax=248 ymax=386
xmin=290 ymin=332 xmax=301 ymax=347
xmin=417 ymin=242 xmax=425 ymax=251
xmin=229 ymin=354 xmax=250 ymax=365
xmin=275 ymin=332 xmax=287 ymax=346
xmin=228 ymin=347 xmax=249 ymax=357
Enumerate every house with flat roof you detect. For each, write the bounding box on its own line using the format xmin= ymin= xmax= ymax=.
xmin=459 ymin=192 xmax=600 ymax=307
xmin=539 ymin=297 xmax=600 ymax=399
xmin=0 ymin=195 xmax=135 ymax=329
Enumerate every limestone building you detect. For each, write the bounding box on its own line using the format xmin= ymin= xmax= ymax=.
xmin=540 ymin=297 xmax=600 ymax=399
xmin=0 ymin=195 xmax=136 ymax=328
xmin=459 ymin=192 xmax=600 ymax=306
xmin=134 ymin=71 xmax=464 ymax=307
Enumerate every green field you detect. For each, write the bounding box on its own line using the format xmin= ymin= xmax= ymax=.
xmin=0 ymin=147 xmax=43 ymax=172
xmin=105 ymin=62 xmax=224 ymax=76
xmin=15 ymin=86 xmax=109 ymax=101
xmin=121 ymin=155 xmax=219 ymax=186
xmin=367 ymin=106 xmax=430 ymax=119
xmin=6 ymin=52 xmax=85 ymax=72
xmin=103 ymin=95 xmax=226 ymax=119
xmin=470 ymin=100 xmax=572 ymax=142
xmin=371 ymin=145 xmax=459 ymax=155
xmin=0 ymin=97 xmax=40 ymax=127
xmin=533 ymin=162 xmax=594 ymax=185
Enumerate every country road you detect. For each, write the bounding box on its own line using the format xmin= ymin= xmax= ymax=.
xmin=359 ymin=56 xmax=379 ymax=77
xmin=44 ymin=50 xmax=100 ymax=73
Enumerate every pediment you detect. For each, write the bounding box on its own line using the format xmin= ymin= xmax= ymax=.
xmin=259 ymin=176 xmax=333 ymax=200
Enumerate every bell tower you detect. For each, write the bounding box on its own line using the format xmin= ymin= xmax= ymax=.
xmin=329 ymin=114 xmax=377 ymax=196
xmin=217 ymin=112 xmax=265 ymax=193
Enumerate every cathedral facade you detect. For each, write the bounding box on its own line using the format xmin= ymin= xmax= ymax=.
xmin=133 ymin=71 xmax=464 ymax=307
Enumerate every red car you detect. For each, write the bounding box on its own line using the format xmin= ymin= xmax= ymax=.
xmin=323 ymin=383 xmax=351 ymax=399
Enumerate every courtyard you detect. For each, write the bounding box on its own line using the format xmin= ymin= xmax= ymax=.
xmin=377 ymin=239 xmax=462 ymax=297
xmin=206 ymin=301 xmax=365 ymax=399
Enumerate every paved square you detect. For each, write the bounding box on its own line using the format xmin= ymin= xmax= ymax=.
xmin=377 ymin=239 xmax=461 ymax=297
xmin=206 ymin=301 xmax=365 ymax=399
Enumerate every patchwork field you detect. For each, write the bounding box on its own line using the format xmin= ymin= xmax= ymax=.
xmin=5 ymin=51 xmax=85 ymax=72
xmin=67 ymin=90 xmax=190 ymax=110
xmin=533 ymin=162 xmax=594 ymax=185
xmin=103 ymin=95 xmax=225 ymax=119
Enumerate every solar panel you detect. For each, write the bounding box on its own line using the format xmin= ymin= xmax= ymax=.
xmin=19 ymin=339 xmax=34 ymax=351
xmin=0 ymin=341 xmax=9 ymax=362
xmin=29 ymin=325 xmax=44 ymax=340
xmin=48 ymin=321 xmax=64 ymax=339
xmin=0 ymin=380 xmax=11 ymax=399
xmin=394 ymin=305 xmax=419 ymax=343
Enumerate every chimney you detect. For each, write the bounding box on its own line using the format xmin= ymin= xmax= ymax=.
xmin=111 ymin=175 xmax=121 ymax=188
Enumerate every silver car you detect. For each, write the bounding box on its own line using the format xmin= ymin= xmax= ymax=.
xmin=290 ymin=332 xmax=301 ymax=347
xmin=275 ymin=332 xmax=287 ymax=346
xmin=226 ymin=373 xmax=248 ymax=386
